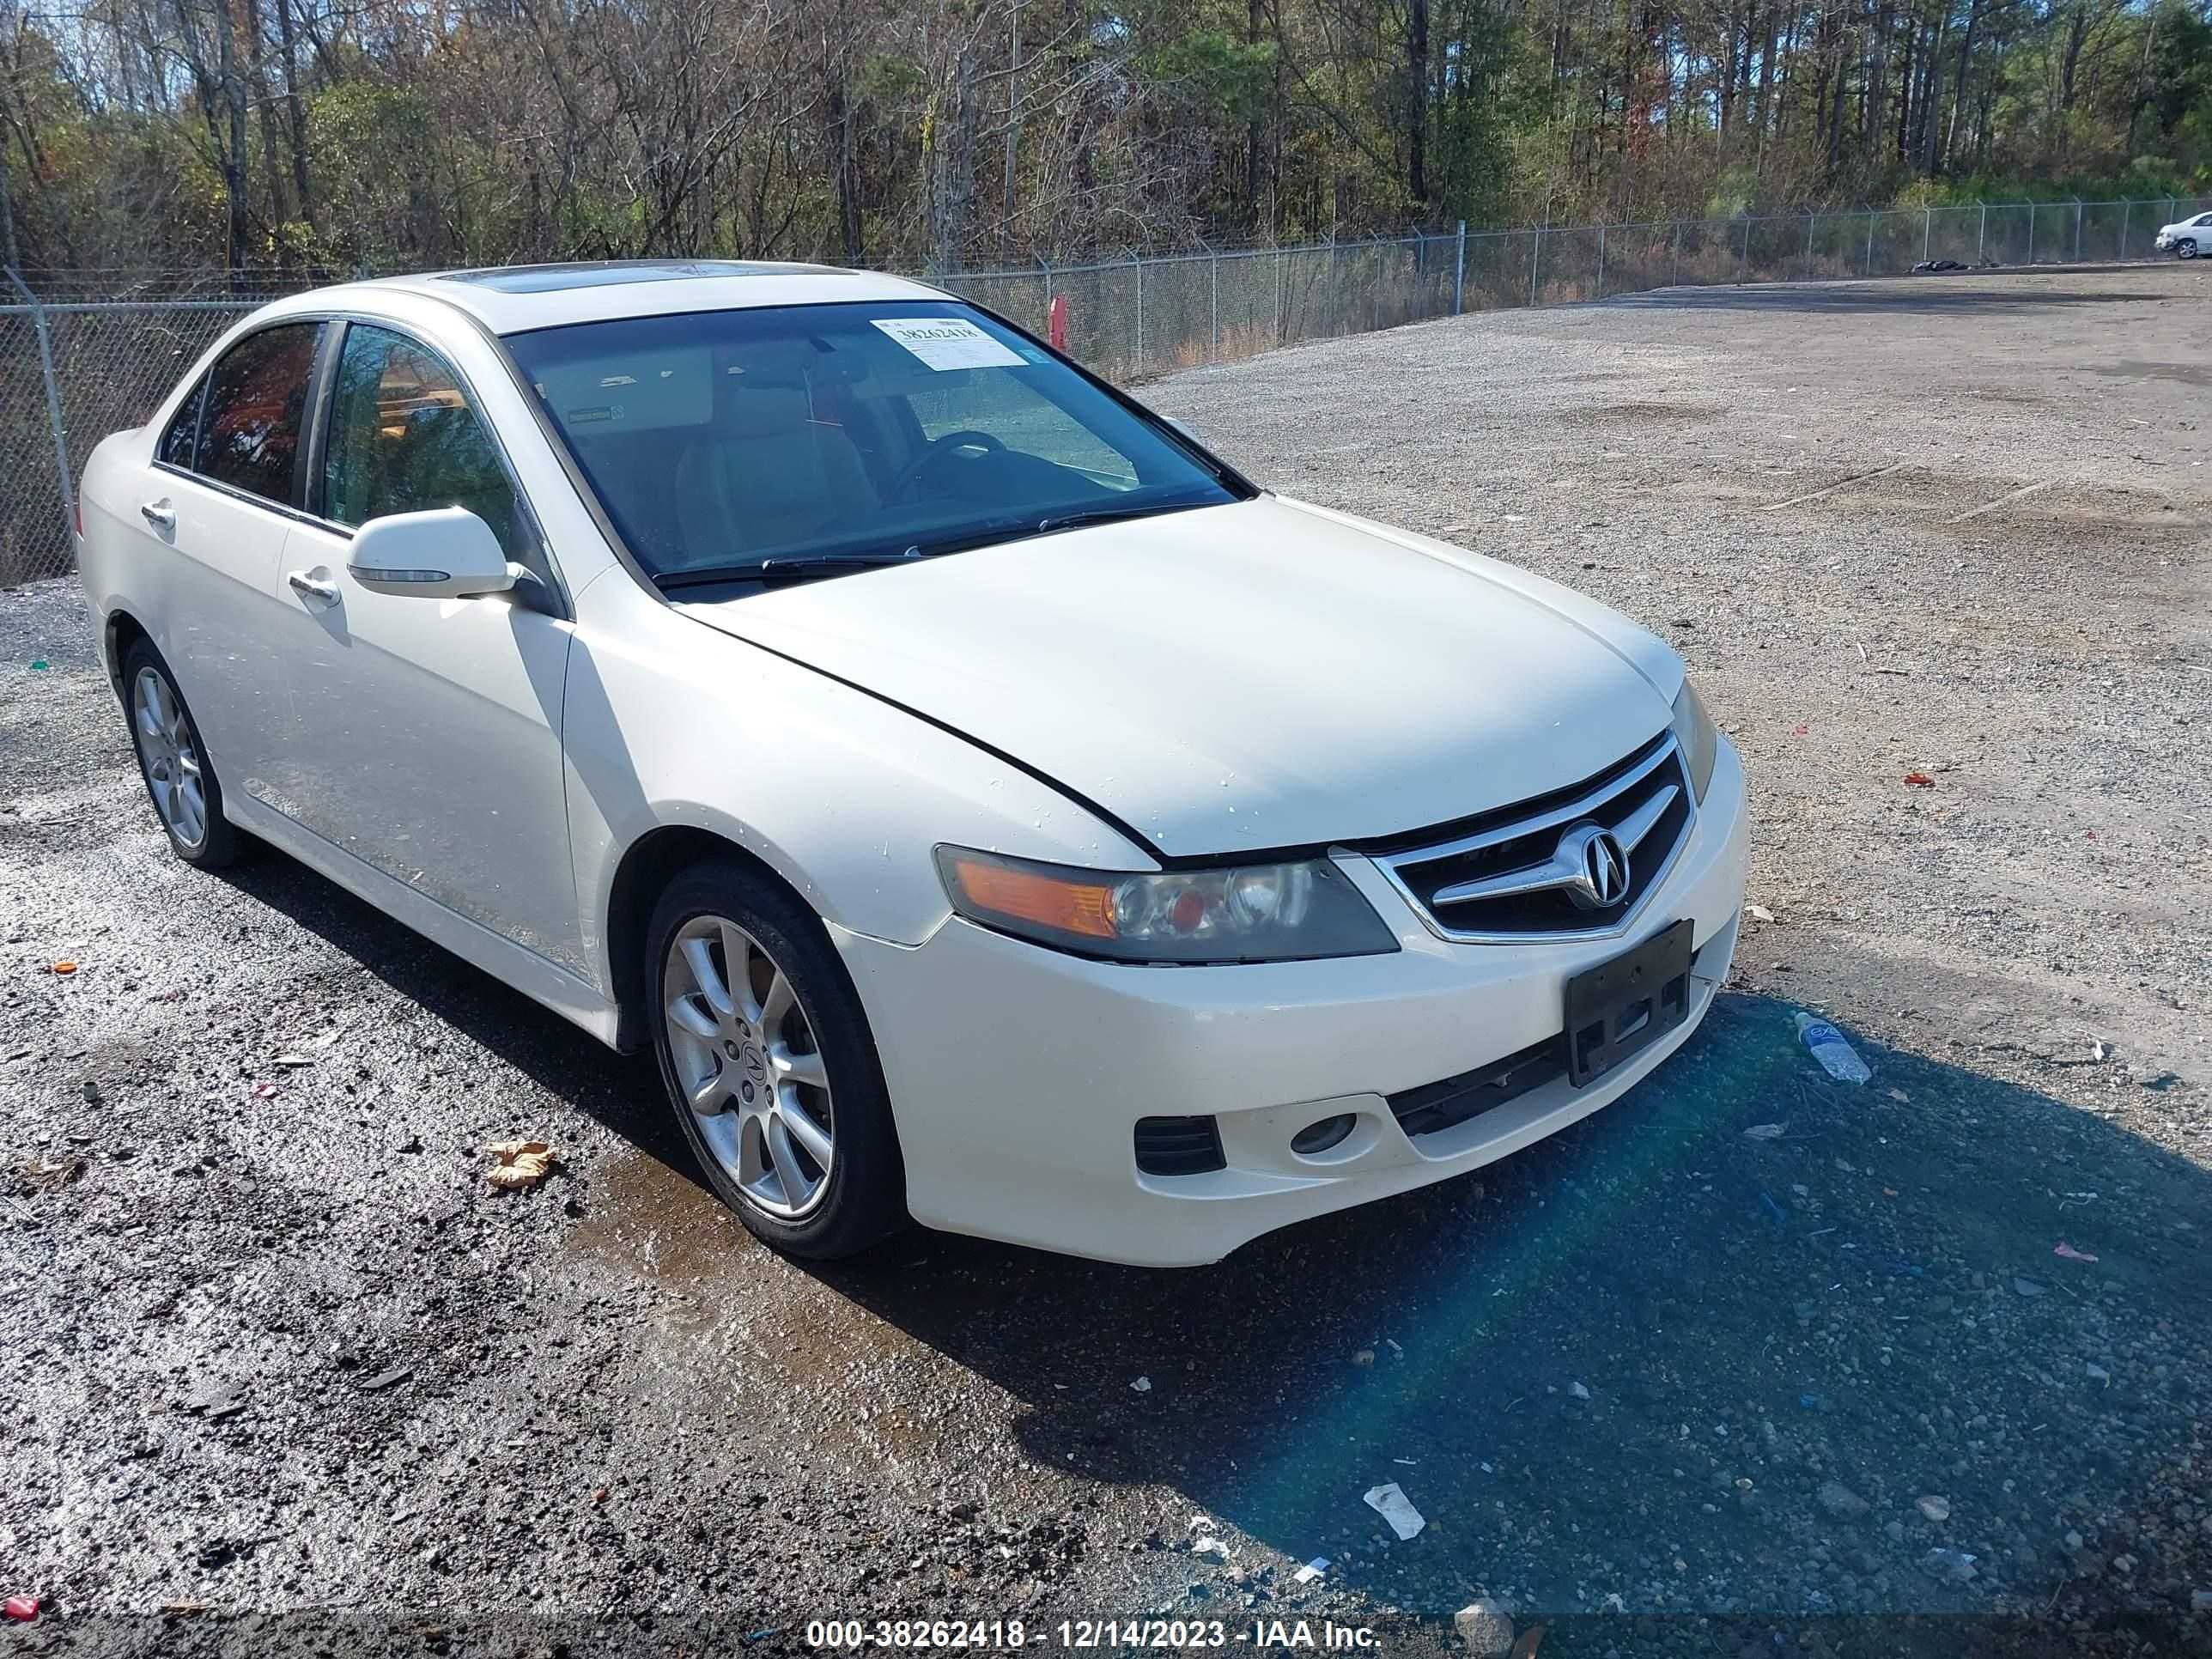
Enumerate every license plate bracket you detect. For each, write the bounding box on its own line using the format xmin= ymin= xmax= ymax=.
xmin=1564 ymin=919 xmax=1694 ymax=1088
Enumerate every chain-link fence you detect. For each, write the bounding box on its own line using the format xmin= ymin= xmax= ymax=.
xmin=5 ymin=195 xmax=2208 ymax=586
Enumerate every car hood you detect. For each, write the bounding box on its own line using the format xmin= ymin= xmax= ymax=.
xmin=675 ymin=495 xmax=1680 ymax=858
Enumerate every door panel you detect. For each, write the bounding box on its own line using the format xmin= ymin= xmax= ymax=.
xmin=141 ymin=320 xmax=327 ymax=801
xmin=269 ymin=520 xmax=582 ymax=970
xmin=142 ymin=474 xmax=299 ymax=804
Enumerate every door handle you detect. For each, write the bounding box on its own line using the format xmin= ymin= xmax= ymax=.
xmin=287 ymin=570 xmax=340 ymax=605
xmin=139 ymin=500 xmax=175 ymax=532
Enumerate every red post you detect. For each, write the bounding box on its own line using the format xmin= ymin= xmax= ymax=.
xmin=1048 ymin=294 xmax=1068 ymax=352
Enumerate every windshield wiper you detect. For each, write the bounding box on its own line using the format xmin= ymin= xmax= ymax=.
xmin=1033 ymin=499 xmax=1211 ymax=535
xmin=654 ymin=550 xmax=929 ymax=591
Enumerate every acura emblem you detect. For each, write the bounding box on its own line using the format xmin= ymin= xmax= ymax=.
xmin=1557 ymin=823 xmax=1631 ymax=909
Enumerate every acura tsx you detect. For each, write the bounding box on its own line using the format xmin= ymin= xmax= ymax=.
xmin=76 ymin=259 xmax=1748 ymax=1265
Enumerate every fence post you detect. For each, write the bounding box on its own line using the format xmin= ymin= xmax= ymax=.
xmin=1864 ymin=210 xmax=1875 ymax=276
xmin=1802 ymin=211 xmax=1814 ymax=279
xmin=1529 ymin=224 xmax=1542 ymax=306
xmin=1273 ymin=248 xmax=1284 ymax=344
xmin=2121 ymin=200 xmax=2130 ymax=258
xmin=1923 ymin=206 xmax=1931 ymax=263
xmin=2073 ymin=199 xmax=2082 ymax=262
xmin=1595 ymin=222 xmax=1607 ymax=297
xmin=1453 ymin=220 xmax=1466 ymax=315
xmin=7 ymin=268 xmax=75 ymax=542
xmin=1976 ymin=200 xmax=1986 ymax=264
xmin=1210 ymin=245 xmax=1219 ymax=351
xmin=1670 ymin=218 xmax=1681 ymax=287
xmin=1736 ymin=217 xmax=1747 ymax=283
xmin=2026 ymin=202 xmax=2035 ymax=264
xmin=1132 ymin=250 xmax=1144 ymax=372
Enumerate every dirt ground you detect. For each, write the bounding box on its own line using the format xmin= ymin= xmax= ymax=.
xmin=3 ymin=265 xmax=2209 ymax=1657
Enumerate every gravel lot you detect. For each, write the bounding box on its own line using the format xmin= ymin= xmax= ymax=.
xmin=3 ymin=265 xmax=2209 ymax=1657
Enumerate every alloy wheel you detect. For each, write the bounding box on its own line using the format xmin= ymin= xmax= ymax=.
xmin=132 ymin=666 xmax=207 ymax=850
xmin=663 ymin=915 xmax=836 ymax=1218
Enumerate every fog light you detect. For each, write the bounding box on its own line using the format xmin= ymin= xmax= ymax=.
xmin=1291 ymin=1114 xmax=1355 ymax=1156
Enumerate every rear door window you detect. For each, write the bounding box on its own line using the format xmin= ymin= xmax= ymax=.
xmin=156 ymin=377 xmax=205 ymax=468
xmin=194 ymin=323 xmax=322 ymax=504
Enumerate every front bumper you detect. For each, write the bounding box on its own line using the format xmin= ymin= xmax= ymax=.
xmin=837 ymin=739 xmax=1750 ymax=1266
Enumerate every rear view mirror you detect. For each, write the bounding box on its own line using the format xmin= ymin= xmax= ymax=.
xmin=347 ymin=507 xmax=519 ymax=599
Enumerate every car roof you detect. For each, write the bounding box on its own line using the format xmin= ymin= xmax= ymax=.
xmin=260 ymin=260 xmax=957 ymax=336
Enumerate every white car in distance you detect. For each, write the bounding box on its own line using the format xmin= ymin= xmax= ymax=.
xmin=76 ymin=261 xmax=1748 ymax=1266
xmin=2154 ymin=210 xmax=2212 ymax=257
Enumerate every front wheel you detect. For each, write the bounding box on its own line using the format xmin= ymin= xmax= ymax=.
xmin=2179 ymin=239 xmax=2199 ymax=260
xmin=646 ymin=858 xmax=907 ymax=1259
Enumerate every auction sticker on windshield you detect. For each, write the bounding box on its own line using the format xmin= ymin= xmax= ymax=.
xmin=872 ymin=317 xmax=1027 ymax=371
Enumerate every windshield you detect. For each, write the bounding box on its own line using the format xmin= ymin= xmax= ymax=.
xmin=505 ymin=300 xmax=1243 ymax=586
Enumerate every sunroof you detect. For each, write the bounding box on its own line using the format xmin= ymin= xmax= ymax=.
xmin=436 ymin=261 xmax=843 ymax=294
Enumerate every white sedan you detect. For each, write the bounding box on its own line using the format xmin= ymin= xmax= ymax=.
xmin=76 ymin=261 xmax=1747 ymax=1265
xmin=2154 ymin=211 xmax=2212 ymax=257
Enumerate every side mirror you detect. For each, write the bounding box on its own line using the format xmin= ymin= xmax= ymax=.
xmin=347 ymin=507 xmax=519 ymax=599
xmin=1165 ymin=416 xmax=1200 ymax=443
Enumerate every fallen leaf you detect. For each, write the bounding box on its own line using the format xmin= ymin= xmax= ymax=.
xmin=484 ymin=1139 xmax=557 ymax=1190
xmin=251 ymin=1081 xmax=279 ymax=1099
xmin=1741 ymin=1122 xmax=1788 ymax=1140
xmin=1510 ymin=1624 xmax=1547 ymax=1659
xmin=50 ymin=961 xmax=76 ymax=976
xmin=1904 ymin=771 xmax=1936 ymax=787
xmin=2054 ymin=1241 xmax=2100 ymax=1262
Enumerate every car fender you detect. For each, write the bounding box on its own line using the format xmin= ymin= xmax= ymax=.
xmin=562 ymin=567 xmax=1154 ymax=988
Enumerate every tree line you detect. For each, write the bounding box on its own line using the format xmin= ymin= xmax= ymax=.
xmin=0 ymin=0 xmax=2206 ymax=285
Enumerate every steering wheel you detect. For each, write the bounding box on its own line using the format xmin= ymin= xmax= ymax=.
xmin=888 ymin=429 xmax=1006 ymax=501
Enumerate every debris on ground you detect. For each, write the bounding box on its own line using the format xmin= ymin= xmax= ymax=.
xmin=1454 ymin=1597 xmax=1515 ymax=1656
xmin=1191 ymin=1535 xmax=1228 ymax=1559
xmin=49 ymin=960 xmax=75 ymax=975
xmin=1904 ymin=771 xmax=1936 ymax=787
xmin=271 ymin=1054 xmax=314 ymax=1069
xmin=1508 ymin=1627 xmax=1547 ymax=1659
xmin=3 ymin=1595 xmax=36 ymax=1623
xmin=1291 ymin=1559 xmax=1328 ymax=1585
xmin=1917 ymin=1495 xmax=1952 ymax=1522
xmin=1129 ymin=1375 xmax=1152 ymax=1393
xmin=2053 ymin=1240 xmax=2100 ymax=1262
xmin=483 ymin=1139 xmax=557 ymax=1191
xmin=1567 ymin=1381 xmax=1591 ymax=1400
xmin=1186 ymin=1515 xmax=1213 ymax=1534
xmin=1747 ymin=903 xmax=1776 ymax=923
xmin=1921 ymin=1547 xmax=1978 ymax=1583
xmin=1741 ymin=1121 xmax=1788 ymax=1139
xmin=2014 ymin=1277 xmax=2047 ymax=1297
xmin=1351 ymin=1348 xmax=1376 ymax=1367
xmin=159 ymin=1601 xmax=210 ymax=1615
xmin=358 ymin=1364 xmax=414 ymax=1393
xmin=1362 ymin=1481 xmax=1425 ymax=1540
xmin=1795 ymin=1012 xmax=1872 ymax=1083
xmin=250 ymin=1082 xmax=279 ymax=1099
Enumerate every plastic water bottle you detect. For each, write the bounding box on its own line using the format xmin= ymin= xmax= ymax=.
xmin=1795 ymin=1012 xmax=1871 ymax=1084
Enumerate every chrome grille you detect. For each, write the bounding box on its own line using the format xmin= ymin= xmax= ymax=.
xmin=1374 ymin=733 xmax=1693 ymax=942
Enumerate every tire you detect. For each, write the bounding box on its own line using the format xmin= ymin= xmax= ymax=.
xmin=120 ymin=640 xmax=243 ymax=869
xmin=645 ymin=856 xmax=908 ymax=1259
xmin=2180 ymin=240 xmax=2198 ymax=260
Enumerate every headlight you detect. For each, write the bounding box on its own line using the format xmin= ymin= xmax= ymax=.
xmin=935 ymin=846 xmax=1400 ymax=963
xmin=1671 ymin=675 xmax=1719 ymax=803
